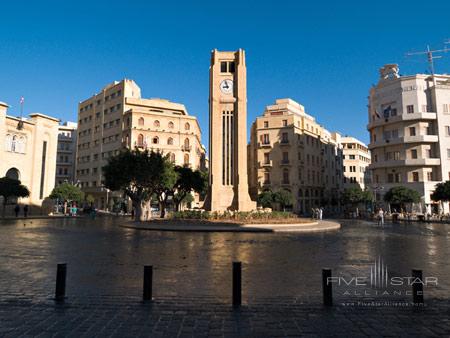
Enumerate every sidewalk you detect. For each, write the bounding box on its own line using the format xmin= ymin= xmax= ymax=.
xmin=0 ymin=295 xmax=449 ymax=337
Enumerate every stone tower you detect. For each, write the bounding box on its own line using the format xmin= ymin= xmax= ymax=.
xmin=204 ymin=49 xmax=256 ymax=212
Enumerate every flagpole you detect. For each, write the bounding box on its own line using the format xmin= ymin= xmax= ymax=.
xmin=17 ymin=97 xmax=24 ymax=130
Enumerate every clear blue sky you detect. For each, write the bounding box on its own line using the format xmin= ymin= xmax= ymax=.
xmin=1 ymin=0 xmax=450 ymax=148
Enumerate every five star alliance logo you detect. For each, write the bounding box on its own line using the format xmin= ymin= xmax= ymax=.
xmin=370 ymin=256 xmax=389 ymax=288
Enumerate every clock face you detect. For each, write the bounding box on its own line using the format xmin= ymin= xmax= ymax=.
xmin=220 ymin=79 xmax=233 ymax=94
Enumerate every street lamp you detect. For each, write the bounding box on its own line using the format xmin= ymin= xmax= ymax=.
xmin=101 ymin=185 xmax=110 ymax=212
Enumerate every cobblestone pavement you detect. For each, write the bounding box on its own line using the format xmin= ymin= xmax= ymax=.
xmin=1 ymin=217 xmax=450 ymax=336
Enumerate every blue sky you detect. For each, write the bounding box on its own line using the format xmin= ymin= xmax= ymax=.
xmin=1 ymin=0 xmax=450 ymax=148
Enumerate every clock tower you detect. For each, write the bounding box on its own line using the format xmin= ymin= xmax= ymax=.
xmin=204 ymin=49 xmax=256 ymax=212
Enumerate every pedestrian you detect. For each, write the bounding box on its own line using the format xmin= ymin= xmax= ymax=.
xmin=377 ymin=208 xmax=384 ymax=227
xmin=14 ymin=204 xmax=20 ymax=217
xmin=319 ymin=207 xmax=323 ymax=220
xmin=23 ymin=205 xmax=29 ymax=218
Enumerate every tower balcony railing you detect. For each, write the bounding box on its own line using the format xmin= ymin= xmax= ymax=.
xmin=258 ymin=141 xmax=271 ymax=148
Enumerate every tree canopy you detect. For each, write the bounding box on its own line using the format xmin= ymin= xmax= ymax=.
xmin=431 ymin=181 xmax=450 ymax=203
xmin=257 ymin=190 xmax=274 ymax=208
xmin=383 ymin=186 xmax=420 ymax=208
xmin=0 ymin=177 xmax=30 ymax=217
xmin=171 ymin=166 xmax=207 ymax=212
xmin=49 ymin=182 xmax=84 ymax=203
xmin=341 ymin=186 xmax=373 ymax=206
xmin=273 ymin=189 xmax=294 ymax=211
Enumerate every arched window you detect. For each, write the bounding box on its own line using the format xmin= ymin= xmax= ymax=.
xmin=184 ymin=153 xmax=190 ymax=165
xmin=137 ymin=134 xmax=144 ymax=147
xmin=154 ymin=120 xmax=160 ymax=127
xmin=282 ymin=169 xmax=289 ymax=184
xmin=11 ymin=136 xmax=17 ymax=152
xmin=138 ymin=117 xmax=144 ymax=126
xmin=6 ymin=168 xmax=20 ymax=180
xmin=18 ymin=136 xmax=26 ymax=153
xmin=298 ymin=189 xmax=303 ymax=197
xmin=184 ymin=138 xmax=190 ymax=150
xmin=169 ymin=152 xmax=175 ymax=162
xmin=184 ymin=122 xmax=190 ymax=131
xmin=167 ymin=137 xmax=173 ymax=145
xmin=152 ymin=136 xmax=159 ymax=144
xmin=5 ymin=134 xmax=12 ymax=152
xmin=168 ymin=121 xmax=174 ymax=129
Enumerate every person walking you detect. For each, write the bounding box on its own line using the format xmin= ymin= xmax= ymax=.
xmin=319 ymin=207 xmax=323 ymax=220
xmin=14 ymin=204 xmax=20 ymax=217
xmin=23 ymin=205 xmax=29 ymax=218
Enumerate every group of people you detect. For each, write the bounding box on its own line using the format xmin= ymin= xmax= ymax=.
xmin=311 ymin=207 xmax=324 ymax=220
xmin=13 ymin=204 xmax=29 ymax=217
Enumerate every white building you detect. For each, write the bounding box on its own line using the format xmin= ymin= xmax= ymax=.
xmin=342 ymin=136 xmax=371 ymax=190
xmin=367 ymin=64 xmax=450 ymax=213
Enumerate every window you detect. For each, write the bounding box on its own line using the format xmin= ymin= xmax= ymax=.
xmin=446 ymin=126 xmax=450 ymax=136
xmin=262 ymin=134 xmax=270 ymax=145
xmin=282 ymin=152 xmax=289 ymax=163
xmin=412 ymin=172 xmax=419 ymax=182
xmin=138 ymin=117 xmax=144 ymax=126
xmin=409 ymin=127 xmax=416 ymax=136
xmin=264 ymin=172 xmax=270 ymax=184
xmin=281 ymin=132 xmax=289 ymax=143
xmin=394 ymin=151 xmax=400 ymax=160
xmin=154 ymin=120 xmax=160 ymax=127
xmin=185 ymin=122 xmax=190 ymax=130
xmin=220 ymin=62 xmax=227 ymax=73
xmin=137 ymin=134 xmax=144 ymax=147
xmin=406 ymin=105 xmax=414 ymax=114
xmin=184 ymin=138 xmax=190 ymax=150
xmin=447 ymin=149 xmax=450 ymax=159
xmin=427 ymin=172 xmax=433 ymax=181
xmin=168 ymin=121 xmax=174 ymax=129
xmin=264 ymin=121 xmax=269 ymax=128
xmin=282 ymin=120 xmax=287 ymax=127
xmin=444 ymin=104 xmax=449 ymax=113
xmin=282 ymin=169 xmax=289 ymax=184
xmin=167 ymin=137 xmax=173 ymax=145
xmin=349 ymin=155 xmax=355 ymax=159
xmin=228 ymin=62 xmax=235 ymax=73
xmin=184 ymin=153 xmax=190 ymax=165
xmin=169 ymin=153 xmax=175 ymax=162
xmin=411 ymin=149 xmax=417 ymax=159
xmin=152 ymin=136 xmax=159 ymax=144
xmin=264 ymin=153 xmax=270 ymax=164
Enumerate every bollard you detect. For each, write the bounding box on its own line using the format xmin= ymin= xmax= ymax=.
xmin=412 ymin=269 xmax=424 ymax=305
xmin=322 ymin=268 xmax=333 ymax=306
xmin=232 ymin=262 xmax=242 ymax=308
xmin=55 ymin=263 xmax=67 ymax=301
xmin=143 ymin=265 xmax=153 ymax=301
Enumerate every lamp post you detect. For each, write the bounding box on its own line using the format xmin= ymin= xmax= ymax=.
xmin=371 ymin=184 xmax=384 ymax=211
xmin=101 ymin=185 xmax=110 ymax=212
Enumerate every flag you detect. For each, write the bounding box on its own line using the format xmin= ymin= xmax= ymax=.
xmin=374 ymin=109 xmax=381 ymax=119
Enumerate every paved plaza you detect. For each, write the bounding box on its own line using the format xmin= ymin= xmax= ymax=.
xmin=0 ymin=217 xmax=450 ymax=337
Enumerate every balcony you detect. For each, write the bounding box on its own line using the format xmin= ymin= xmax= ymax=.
xmin=369 ymin=158 xmax=441 ymax=169
xmin=259 ymin=160 xmax=272 ymax=168
xmin=367 ymin=112 xmax=437 ymax=129
xmin=280 ymin=160 xmax=291 ymax=166
xmin=182 ymin=145 xmax=192 ymax=152
xmin=280 ymin=139 xmax=290 ymax=146
xmin=258 ymin=142 xmax=271 ymax=148
xmin=369 ymin=135 xmax=438 ymax=149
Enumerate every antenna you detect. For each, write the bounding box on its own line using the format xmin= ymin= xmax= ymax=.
xmin=405 ymin=43 xmax=449 ymax=75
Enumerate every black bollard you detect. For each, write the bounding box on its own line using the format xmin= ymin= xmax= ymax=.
xmin=412 ymin=269 xmax=424 ymax=305
xmin=232 ymin=262 xmax=242 ymax=308
xmin=322 ymin=268 xmax=333 ymax=306
xmin=55 ymin=263 xmax=67 ymax=301
xmin=143 ymin=265 xmax=153 ymax=301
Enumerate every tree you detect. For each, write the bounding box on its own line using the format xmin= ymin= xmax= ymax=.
xmin=49 ymin=182 xmax=84 ymax=203
xmin=103 ymin=149 xmax=165 ymax=221
xmin=431 ymin=181 xmax=450 ymax=203
xmin=273 ymin=189 xmax=294 ymax=211
xmin=257 ymin=190 xmax=274 ymax=208
xmin=384 ymin=186 xmax=421 ymax=211
xmin=341 ymin=187 xmax=364 ymax=207
xmin=154 ymin=157 xmax=179 ymax=218
xmin=0 ymin=177 xmax=30 ymax=217
xmin=172 ymin=166 xmax=208 ymax=212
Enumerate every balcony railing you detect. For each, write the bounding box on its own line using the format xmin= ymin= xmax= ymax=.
xmin=182 ymin=145 xmax=192 ymax=151
xmin=258 ymin=142 xmax=271 ymax=148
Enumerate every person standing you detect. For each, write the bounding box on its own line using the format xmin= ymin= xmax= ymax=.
xmin=23 ymin=205 xmax=29 ymax=218
xmin=319 ymin=207 xmax=323 ymax=220
xmin=14 ymin=204 xmax=20 ymax=217
xmin=378 ymin=208 xmax=384 ymax=227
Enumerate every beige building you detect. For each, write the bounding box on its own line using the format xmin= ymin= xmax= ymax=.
xmin=76 ymin=79 xmax=205 ymax=210
xmin=248 ymin=98 xmax=344 ymax=215
xmin=0 ymin=101 xmax=59 ymax=207
xmin=367 ymin=64 xmax=450 ymax=213
xmin=204 ymin=49 xmax=255 ymax=211
xmin=56 ymin=122 xmax=77 ymax=186
xmin=341 ymin=136 xmax=371 ymax=190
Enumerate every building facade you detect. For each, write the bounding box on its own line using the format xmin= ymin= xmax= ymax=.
xmin=367 ymin=64 xmax=450 ymax=213
xmin=76 ymin=79 xmax=205 ymax=210
xmin=55 ymin=122 xmax=77 ymax=186
xmin=0 ymin=101 xmax=59 ymax=207
xmin=341 ymin=136 xmax=371 ymax=190
xmin=204 ymin=49 xmax=255 ymax=211
xmin=248 ymin=98 xmax=344 ymax=214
